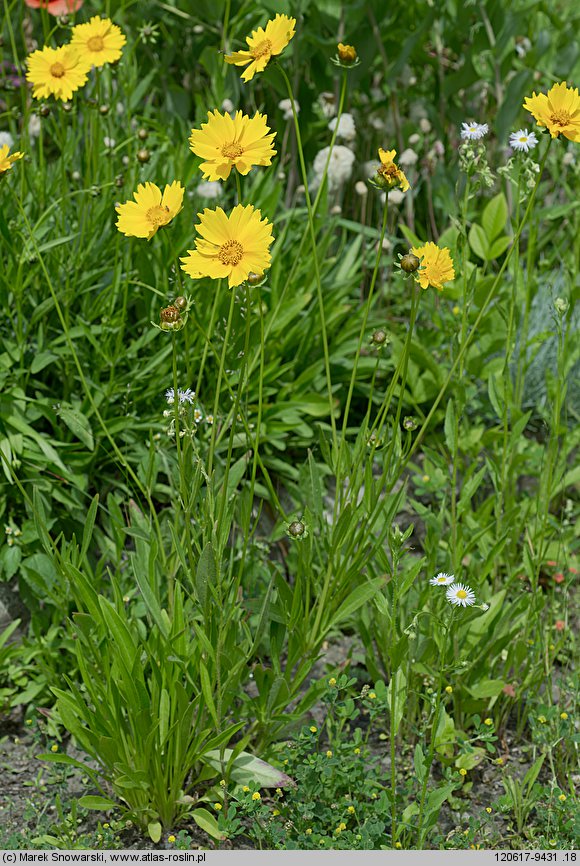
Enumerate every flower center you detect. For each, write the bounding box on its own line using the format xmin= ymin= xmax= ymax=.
xmin=518 ymin=136 xmax=528 ymax=142
xmin=146 ymin=205 xmax=172 ymax=227
xmin=218 ymin=239 xmax=244 ymax=266
xmin=550 ymin=110 xmax=572 ymax=127
xmin=438 ymin=577 xmax=446 ymax=583
xmin=456 ymin=590 xmax=467 ymax=599
xmin=50 ymin=62 xmax=66 ymax=78
xmin=250 ymin=38 xmax=272 ymax=59
xmin=87 ymin=35 xmax=105 ymax=52
xmin=221 ymin=141 xmax=244 ymax=160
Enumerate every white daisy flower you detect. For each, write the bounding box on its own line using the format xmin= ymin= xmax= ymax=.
xmin=165 ymin=388 xmax=195 ymax=405
xmin=430 ymin=572 xmax=455 ymax=587
xmin=509 ymin=129 xmax=538 ymax=153
xmin=460 ymin=122 xmax=489 ymax=141
xmin=446 ymin=583 xmax=476 ymax=607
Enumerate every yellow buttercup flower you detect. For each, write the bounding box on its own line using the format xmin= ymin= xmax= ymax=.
xmin=116 ymin=181 xmax=184 ymax=240
xmin=337 ymin=43 xmax=357 ymax=64
xmin=376 ymin=148 xmax=410 ymax=192
xmin=26 ymin=45 xmax=91 ymax=101
xmin=180 ymin=204 xmax=273 ymax=289
xmin=0 ymin=144 xmax=24 ymax=174
xmin=189 ymin=110 xmax=276 ymax=182
xmin=71 ymin=15 xmax=127 ymax=68
xmin=411 ymin=242 xmax=455 ymax=291
xmin=224 ymin=14 xmax=296 ymax=82
xmin=523 ymin=81 xmax=580 ymax=142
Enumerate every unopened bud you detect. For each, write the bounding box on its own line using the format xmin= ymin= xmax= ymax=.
xmin=137 ymin=148 xmax=150 ymax=164
xmin=400 ymin=253 xmax=421 ymax=273
xmin=288 ymin=520 xmax=305 ymax=538
xmin=137 ymin=128 xmax=149 ymax=141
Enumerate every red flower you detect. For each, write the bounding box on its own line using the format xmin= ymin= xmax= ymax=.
xmin=24 ymin=0 xmax=83 ymax=15
xmin=502 ymin=683 xmax=516 ymax=697
xmin=553 ymin=573 xmax=565 ymax=584
xmin=546 ymin=560 xmax=557 ymax=567
xmin=569 ymin=567 xmax=578 ymax=575
xmin=554 ymin=620 xmax=565 ymax=632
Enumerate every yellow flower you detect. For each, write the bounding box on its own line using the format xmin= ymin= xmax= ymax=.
xmin=347 ymin=806 xmax=355 ymax=814
xmin=411 ymin=242 xmax=455 ymax=291
xmin=309 ymin=726 xmax=318 ymax=733
xmin=252 ymin=792 xmax=261 ymax=801
xmin=242 ymin=786 xmax=250 ymax=792
xmin=395 ymin=842 xmax=402 ymax=849
xmin=189 ymin=110 xmax=276 ymax=182
xmin=523 ymin=82 xmax=580 ymax=142
xmin=485 ymin=807 xmax=492 ymax=814
xmin=560 ymin=712 xmax=568 ymax=720
xmin=484 ymin=718 xmax=493 ymax=726
xmin=180 ymin=204 xmax=273 ymax=289
xmin=214 ymin=803 xmax=222 ymax=811
xmin=167 ymin=835 xmax=176 ymax=843
xmin=116 ymin=181 xmax=184 ymax=241
xmin=558 ymin=794 xmax=567 ymax=802
xmin=71 ymin=16 xmax=126 ymax=68
xmin=51 ymin=744 xmax=58 ymax=752
xmin=376 ymin=148 xmax=410 ymax=192
xmin=25 ymin=45 xmax=91 ymax=101
xmin=305 ymin=828 xmax=312 ymax=835
xmin=224 ymin=14 xmax=296 ymax=82
xmin=328 ymin=677 xmax=337 ymax=686
xmin=337 ymin=43 xmax=357 ymax=64
xmin=459 ymin=768 xmax=467 ymax=777
xmin=354 ymin=747 xmax=361 ymax=755
xmin=326 ymin=750 xmax=333 ymax=758
xmin=445 ymin=685 xmax=453 ymax=694
xmin=0 ymin=144 xmax=24 ymax=174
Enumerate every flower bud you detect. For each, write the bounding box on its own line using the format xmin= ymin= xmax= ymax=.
xmin=174 ymin=296 xmax=188 ymax=311
xmin=403 ymin=416 xmax=418 ymax=431
xmin=99 ymin=104 xmax=110 ymax=116
xmin=400 ymin=253 xmax=421 ymax=273
xmin=247 ymin=271 xmax=265 ymax=286
xmin=39 ymin=103 xmax=50 ymax=118
xmin=288 ymin=520 xmax=305 ymax=538
xmin=137 ymin=148 xmax=150 ymax=164
xmin=371 ymin=328 xmax=389 ymax=347
xmin=137 ymin=128 xmax=149 ymax=141
xmin=337 ymin=43 xmax=357 ymax=64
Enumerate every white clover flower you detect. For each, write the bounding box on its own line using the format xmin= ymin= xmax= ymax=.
xmin=104 ymin=137 xmax=116 ymax=149
xmin=318 ymin=91 xmax=336 ymax=118
xmin=278 ymin=98 xmax=297 ymax=121
xmin=28 ymin=114 xmax=41 ymax=139
xmin=328 ymin=112 xmax=356 ymax=141
xmin=0 ymin=131 xmax=14 ymax=148
xmin=165 ymin=387 xmax=195 ymax=405
xmin=446 ymin=583 xmax=476 ymax=607
xmin=398 ymin=147 xmax=418 ymax=167
xmin=312 ymin=145 xmax=355 ymax=192
xmin=430 ymin=572 xmax=455 ymax=587
xmin=509 ymin=129 xmax=538 ymax=153
xmin=221 ymin=98 xmax=234 ymax=113
xmin=460 ymin=122 xmax=489 ymax=141
xmin=419 ymin=118 xmax=432 ymax=133
xmin=408 ymin=133 xmax=421 ymax=145
xmin=197 ymin=181 xmax=221 ymax=200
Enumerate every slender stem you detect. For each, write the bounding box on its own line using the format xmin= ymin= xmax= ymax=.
xmin=207 ymin=288 xmax=237 ymax=477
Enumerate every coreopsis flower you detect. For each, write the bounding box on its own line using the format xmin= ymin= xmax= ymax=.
xmin=115 ymin=181 xmax=184 ymax=240
xmin=25 ymin=45 xmax=91 ymax=101
xmin=429 ymin=572 xmax=455 ymax=587
xmin=411 ymin=242 xmax=455 ymax=291
xmin=460 ymin=122 xmax=489 ymax=141
xmin=509 ymin=129 xmax=538 ymax=152
xmin=24 ymin=0 xmax=83 ymax=14
xmin=446 ymin=583 xmax=476 ymax=607
xmin=188 ymin=110 xmax=276 ymax=182
xmin=224 ymin=14 xmax=296 ymax=83
xmin=180 ymin=204 xmax=273 ymax=289
xmin=0 ymin=144 xmax=24 ymax=174
xmin=71 ymin=16 xmax=126 ymax=68
xmin=523 ymin=81 xmax=580 ymax=141
xmin=374 ymin=148 xmax=410 ymax=192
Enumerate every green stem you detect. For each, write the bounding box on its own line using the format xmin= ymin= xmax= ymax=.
xmin=207 ymin=288 xmax=237 ymax=477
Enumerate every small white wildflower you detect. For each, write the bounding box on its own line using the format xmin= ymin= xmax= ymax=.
xmin=122 ymin=155 xmax=130 ymax=166
xmin=419 ymin=118 xmax=432 ymax=133
xmin=328 ymin=112 xmax=356 ymax=141
xmin=312 ymin=145 xmax=355 ymax=192
xmin=370 ymin=116 xmax=387 ymax=131
xmin=330 ymin=204 xmax=342 ymax=215
xmin=446 ymin=583 xmax=476 ymax=607
xmin=562 ymin=152 xmax=574 ymax=166
xmin=165 ymin=388 xmax=195 ymax=405
xmin=193 ymin=24 xmax=204 ymax=34
xmin=116 ymin=102 xmax=125 ymax=116
xmin=221 ymin=98 xmax=234 ymax=113
xmin=509 ymin=129 xmax=538 ymax=153
xmin=194 ymin=408 xmax=203 ymax=423
xmin=205 ymin=414 xmax=214 ymax=424
xmin=354 ymin=180 xmax=368 ymax=197
xmin=398 ymin=147 xmax=418 ymax=167
xmin=28 ymin=114 xmax=41 ymax=139
xmin=408 ymin=133 xmax=421 ymax=145
xmin=104 ymin=136 xmax=116 ymax=149
xmin=197 ymin=181 xmax=221 ymax=200
xmin=318 ymin=92 xmax=336 ymax=118
xmin=460 ymin=122 xmax=489 ymax=141
xmin=387 ymin=188 xmax=406 ymax=205
xmin=278 ymin=98 xmax=297 ymax=121
xmin=429 ymin=572 xmax=455 ymax=587
xmin=0 ymin=131 xmax=14 ymax=148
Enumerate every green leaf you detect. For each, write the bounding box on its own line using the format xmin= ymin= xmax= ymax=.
xmin=482 ymin=193 xmax=508 ymax=242
xmin=488 ymin=235 xmax=512 ymax=259
xmin=444 ymin=398 xmax=457 ymax=454
xmin=468 ymin=679 xmax=505 ymax=699
xmin=192 ymin=808 xmax=226 ymax=841
xmin=81 ymin=494 xmax=99 ymax=560
xmin=199 ymin=661 xmax=218 ymax=728
xmin=387 ymin=670 xmax=407 ymax=735
xmin=468 ymin=224 xmax=489 ymax=260
xmin=203 ymin=750 xmax=294 ymax=788
xmin=414 ymin=743 xmax=426 ymax=784
xmin=147 ymin=822 xmax=162 ymax=843
xmin=30 ymin=352 xmax=59 ymax=374
xmin=329 ymin=578 xmax=384 ymax=630
xmin=196 ymin=543 xmax=215 ymax=611
xmin=78 ymin=796 xmax=117 ymax=810
xmin=58 ymin=406 xmax=94 ymax=451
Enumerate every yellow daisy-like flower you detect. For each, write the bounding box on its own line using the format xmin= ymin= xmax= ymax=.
xmin=523 ymin=81 xmax=580 ymax=142
xmin=71 ymin=16 xmax=126 ymax=68
xmin=411 ymin=242 xmax=455 ymax=291
xmin=376 ymin=148 xmax=410 ymax=192
xmin=189 ymin=110 xmax=276 ymax=182
xmin=180 ymin=204 xmax=273 ymax=289
xmin=25 ymin=45 xmax=91 ymax=101
xmin=115 ymin=181 xmax=184 ymax=241
xmin=224 ymin=14 xmax=296 ymax=83
xmin=0 ymin=144 xmax=24 ymax=174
